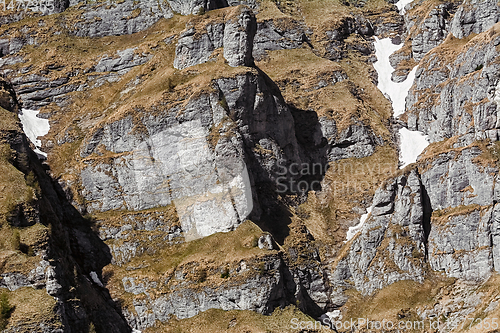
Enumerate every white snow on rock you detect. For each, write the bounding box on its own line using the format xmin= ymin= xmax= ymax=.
xmin=396 ymin=0 xmax=414 ymax=14
xmin=18 ymin=108 xmax=50 ymax=158
xmin=346 ymin=206 xmax=372 ymax=242
xmin=373 ymin=37 xmax=418 ymax=117
xmin=399 ymin=128 xmax=429 ymax=168
xmin=373 ymin=37 xmax=428 ymax=167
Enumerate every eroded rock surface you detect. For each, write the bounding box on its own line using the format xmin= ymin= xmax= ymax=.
xmin=174 ymin=6 xmax=256 ymax=69
xmin=406 ymin=23 xmax=500 ymax=144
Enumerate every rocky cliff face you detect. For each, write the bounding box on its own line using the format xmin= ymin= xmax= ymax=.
xmin=2 ymin=0 xmax=500 ymax=332
xmin=79 ymin=65 xmax=304 ymax=240
xmin=0 ymin=78 xmax=131 ymax=332
xmin=406 ymin=23 xmax=500 ymax=145
xmin=174 ymin=6 xmax=256 ymax=69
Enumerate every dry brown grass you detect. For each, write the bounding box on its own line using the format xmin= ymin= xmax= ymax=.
xmin=34 ymin=9 xmax=257 ymax=178
xmin=298 ymin=145 xmax=398 ymax=252
xmin=431 ymin=204 xmax=483 ymax=225
xmin=145 ymin=305 xmax=314 ymax=333
xmin=342 ymin=274 xmax=456 ymax=328
xmin=255 ymin=0 xmax=293 ymax=22
xmin=102 ymin=221 xmax=272 ymax=308
xmin=5 ymin=287 xmax=60 ymax=330
xmin=257 ymin=47 xmax=394 ymax=138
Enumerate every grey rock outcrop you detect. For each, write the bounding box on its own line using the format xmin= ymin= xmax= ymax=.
xmin=421 ymin=147 xmax=500 ymax=281
xmin=167 ymin=0 xmax=224 ymax=15
xmin=9 ymin=47 xmax=151 ymax=109
xmin=174 ymin=24 xmax=225 ymax=70
xmin=122 ymin=254 xmax=286 ymax=330
xmin=94 ymin=48 xmax=152 ymax=73
xmin=253 ymin=19 xmax=309 ymax=60
xmin=393 ymin=0 xmax=499 ymax=77
xmin=429 ymin=206 xmax=494 ymax=280
xmin=284 ymin=224 xmax=332 ymax=317
xmin=450 ymin=0 xmax=500 ymax=39
xmin=223 ymin=6 xmax=257 ymax=67
xmin=98 ymin=210 xmax=183 ymax=266
xmin=0 ymin=0 xmax=68 ymax=26
xmin=419 ymin=147 xmax=498 ymax=210
xmin=258 ymin=233 xmax=276 ymax=250
xmin=167 ymin=0 xmax=257 ymax=15
xmin=80 ymin=68 xmax=314 ymax=240
xmin=329 ymin=170 xmax=426 ymax=297
xmin=321 ymin=15 xmax=375 ymax=60
xmin=0 ymin=37 xmax=28 ymax=57
xmin=64 ymin=0 xmax=173 ymax=38
xmin=408 ymin=3 xmax=455 ymax=62
xmin=406 ymin=24 xmax=500 ymax=144
xmin=327 ymin=123 xmax=383 ymax=162
xmin=329 ymin=142 xmax=500 ymax=298
xmin=0 ymin=77 xmax=132 ymax=332
xmin=174 ymin=6 xmax=256 ymax=69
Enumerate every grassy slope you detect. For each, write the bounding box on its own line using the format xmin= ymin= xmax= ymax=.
xmin=0 ymin=106 xmax=58 ymax=329
xmin=2 ymin=0 xmax=495 ymax=331
xmin=146 ymin=306 xmax=315 ymax=333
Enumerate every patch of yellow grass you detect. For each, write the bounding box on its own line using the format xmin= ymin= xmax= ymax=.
xmin=343 ymin=274 xmax=456 ymax=328
xmin=298 ymin=145 xmax=398 ymax=251
xmin=145 ymin=305 xmax=315 ymax=333
xmin=6 ymin=287 xmax=60 ymax=330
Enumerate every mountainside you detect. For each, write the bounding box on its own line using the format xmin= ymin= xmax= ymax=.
xmin=0 ymin=0 xmax=500 ymax=332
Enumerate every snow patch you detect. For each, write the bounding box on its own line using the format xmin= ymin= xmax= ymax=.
xmin=18 ymin=108 xmax=50 ymax=158
xmin=373 ymin=37 xmax=418 ymax=117
xmin=396 ymin=0 xmax=414 ymax=14
xmin=399 ymin=128 xmax=429 ymax=168
xmin=373 ymin=37 xmax=428 ymax=167
xmin=346 ymin=206 xmax=372 ymax=242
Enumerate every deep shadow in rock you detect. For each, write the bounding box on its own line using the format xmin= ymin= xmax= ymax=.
xmin=13 ymin=138 xmax=132 ymax=333
xmin=247 ymin=68 xmax=329 ymax=245
xmin=289 ymin=105 xmax=329 ymax=188
xmin=279 ymin=257 xmax=325 ymax=319
xmin=250 ymin=181 xmax=296 ymax=245
xmin=420 ymin=178 xmax=433 ymax=259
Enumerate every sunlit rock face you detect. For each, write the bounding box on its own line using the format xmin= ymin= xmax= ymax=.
xmin=80 ymin=69 xmax=305 ymax=240
xmin=174 ymin=6 xmax=257 ymax=70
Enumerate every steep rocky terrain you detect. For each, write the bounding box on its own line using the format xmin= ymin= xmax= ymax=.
xmin=0 ymin=0 xmax=500 ymax=332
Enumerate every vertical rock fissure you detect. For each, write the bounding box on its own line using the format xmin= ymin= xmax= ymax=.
xmin=420 ymin=180 xmax=433 ymax=260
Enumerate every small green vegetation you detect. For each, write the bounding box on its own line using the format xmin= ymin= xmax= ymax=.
xmin=218 ymin=96 xmax=228 ymax=111
xmin=412 ymin=248 xmax=424 ymax=259
xmin=258 ymin=262 xmax=266 ymax=275
xmin=251 ymin=235 xmax=259 ymax=248
xmin=10 ymin=229 xmax=20 ymax=251
xmin=475 ymin=64 xmax=484 ymax=71
xmin=197 ymin=269 xmax=208 ymax=283
xmin=220 ymin=266 xmax=230 ymax=279
xmin=0 ymin=292 xmax=12 ymax=330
